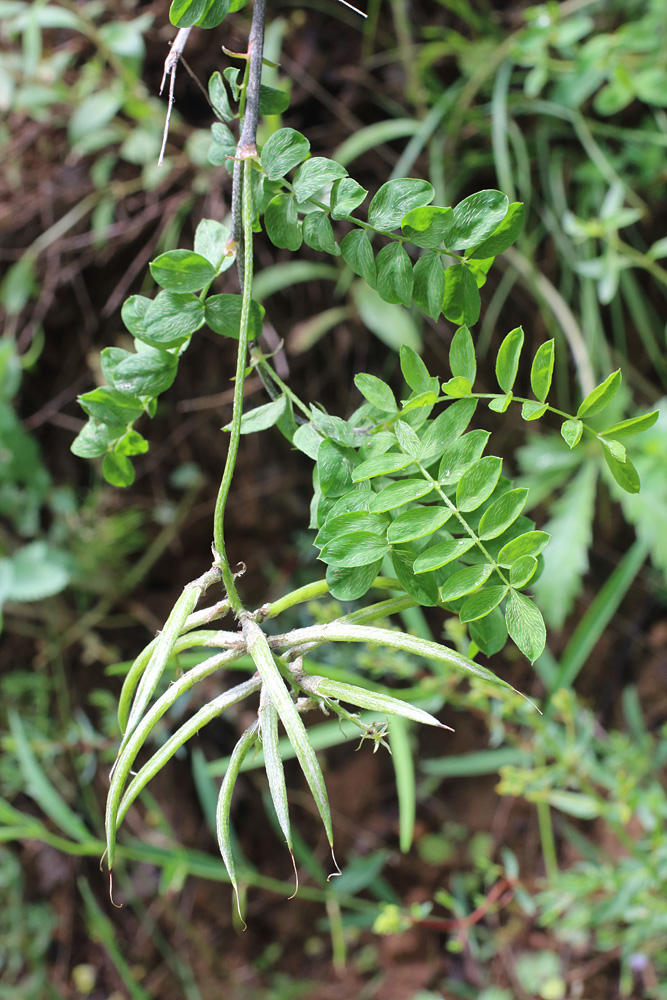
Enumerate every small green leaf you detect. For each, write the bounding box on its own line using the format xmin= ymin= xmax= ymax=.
xmin=293 ymin=157 xmax=347 ymax=202
xmin=352 ymin=452 xmax=415 ymax=481
xmin=205 ymin=294 xmax=264 ymax=340
xmin=110 ymin=348 xmax=178 ymax=397
xmin=315 ymin=511 xmax=387 ymax=548
xmin=78 ymin=386 xmax=144 ymax=425
xmin=412 ymin=252 xmax=444 ymax=320
xmin=478 ymin=488 xmax=529 ymax=540
xmin=449 ymin=325 xmax=476 ymax=385
xmin=413 ymin=537 xmax=475 ymax=574
xmin=369 ymin=479 xmax=434 ymax=512
xmin=440 ymin=564 xmax=493 ymax=601
xmin=71 ymin=419 xmax=121 ymax=459
xmin=121 ymin=295 xmax=150 ymax=338
xmin=142 ymin=291 xmax=205 ymax=348
xmin=394 ymin=419 xmax=422 ymax=458
xmin=354 ymin=373 xmax=397 ymax=412
xmin=459 ymin=585 xmax=508 ymax=623
xmin=317 ymin=439 xmax=357 ymax=496
xmin=230 ymin=396 xmax=287 ymax=435
xmin=401 ymin=205 xmax=453 ymax=248
xmin=468 ymin=202 xmax=525 ymax=259
xmin=209 ymin=71 xmax=234 ymax=120
xmin=469 ymin=606 xmax=507 ymax=656
xmin=368 ymin=178 xmax=435 ymax=233
xmin=150 ymin=250 xmax=215 ymax=293
xmin=102 ymin=451 xmax=135 ymax=487
xmin=576 ymin=369 xmax=622 ymax=418
xmin=441 ymin=376 xmax=472 ymax=397
xmin=456 ymin=456 xmax=503 ymax=512
xmin=420 ymin=399 xmax=478 ymax=463
xmin=265 ymin=194 xmax=302 ymax=251
xmin=375 ymin=242 xmax=413 ymax=307
xmin=169 ymin=0 xmax=205 ymax=26
xmin=330 ymin=178 xmax=368 ymax=219
xmin=488 ymin=393 xmax=512 ymax=413
xmin=509 ymin=555 xmax=538 ymax=588
xmin=261 ymin=128 xmax=310 ymax=180
xmin=391 ymin=544 xmax=440 ymax=606
xmin=400 ymin=345 xmax=432 ymax=394
xmin=498 ymin=530 xmax=550 ymax=567
xmin=521 ymin=401 xmax=548 ymax=421
xmin=530 ymin=339 xmax=555 ymax=403
xmin=444 ymin=190 xmax=509 ymax=251
xmin=387 ymin=506 xmax=451 ymax=544
xmin=600 ymin=410 xmax=659 ymax=440
xmin=505 ymin=590 xmax=546 ymax=662
xmin=194 ymin=218 xmax=234 ymax=270
xmin=496 ymin=327 xmax=524 ymax=393
xmin=341 ymin=230 xmax=376 ymax=286
xmin=196 ymin=0 xmax=232 ymax=27
xmin=438 ymin=429 xmax=490 ymax=486
xmin=302 ymin=212 xmax=339 ymax=255
xmin=326 ymin=560 xmax=383 ymax=601
xmin=561 ymin=418 xmax=583 ymax=449
xmin=320 ymin=531 xmax=389 ymax=568
xmin=442 ymin=264 xmax=481 ymax=326
xmin=258 ymin=84 xmax=289 ymax=115
xmin=602 ymin=448 xmax=640 ymax=494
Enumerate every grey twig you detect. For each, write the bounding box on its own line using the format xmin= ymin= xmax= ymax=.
xmin=159 ymin=27 xmax=192 ymax=167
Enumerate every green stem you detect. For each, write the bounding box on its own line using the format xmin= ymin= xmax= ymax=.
xmin=213 ymin=160 xmax=254 ymax=615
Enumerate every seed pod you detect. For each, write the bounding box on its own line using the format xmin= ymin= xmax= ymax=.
xmin=216 ymin=720 xmax=260 ymax=923
xmin=303 ymin=675 xmax=452 ymax=730
xmin=259 ymin=688 xmax=297 ymax=894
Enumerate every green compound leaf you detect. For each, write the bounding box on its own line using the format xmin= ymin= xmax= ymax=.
xmin=326 ymin=559 xmax=383 ymax=601
xmin=169 ymin=0 xmax=206 ymax=27
xmin=468 ymin=202 xmax=525 ymax=259
xmin=440 ymin=564 xmax=494 ymax=601
xmin=602 ymin=448 xmax=640 ymax=494
xmin=412 ymin=252 xmax=444 ymax=320
xmin=205 ymin=293 xmax=264 ymax=340
xmin=561 ymin=418 xmax=583 ymax=449
xmin=258 ymin=84 xmax=290 ymax=115
xmin=456 ymin=456 xmax=503 ymax=512
xmin=459 ymin=585 xmax=508 ymax=623
xmin=261 ymin=128 xmax=310 ymax=180
xmin=576 ymin=369 xmax=622 ymax=418
xmin=505 ymin=590 xmax=546 ymax=663
xmin=530 ymin=339 xmax=555 ymax=403
xmin=600 ymin=410 xmax=659 ymax=440
xmin=509 ymin=555 xmax=538 ymax=588
xmin=109 ymin=349 xmax=178 ymax=398
xmin=449 ymin=325 xmax=476 ymax=385
xmin=330 ymin=177 xmax=368 ymax=219
xmin=400 ymin=345 xmax=432 ymax=394
xmin=387 ymin=506 xmax=451 ymax=544
xmin=102 ymin=451 xmax=135 ymax=487
xmin=320 ymin=531 xmax=389 ymax=567
xmin=420 ymin=399 xmax=477 ymax=463
xmin=478 ymin=488 xmax=529 ymax=540
xmin=496 ymin=326 xmax=524 ymax=393
xmin=265 ymin=194 xmax=302 ymax=251
xmin=368 ymin=178 xmax=435 ymax=233
xmin=303 ymin=212 xmax=339 ymax=256
xmin=438 ymin=428 xmax=490 ymax=486
xmin=341 ymin=229 xmax=376 ymax=286
xmin=354 ymin=373 xmax=397 ymax=412
xmin=442 ymin=264 xmax=481 ymax=326
xmin=369 ymin=479 xmax=434 ymax=512
xmin=293 ymin=157 xmax=347 ymax=202
xmin=353 ymin=452 xmax=415 ymax=481
xmin=196 ymin=0 xmax=232 ymax=28
xmin=375 ymin=242 xmax=413 ymax=307
xmin=413 ymin=537 xmax=475 ymax=574
xmin=444 ymin=189 xmax=509 ymax=251
xmin=391 ymin=543 xmax=440 ymax=606
xmin=150 ymin=250 xmax=215 ymax=293
xmin=141 ymin=291 xmax=205 ymax=348
xmin=394 ymin=419 xmax=422 ymax=458
xmin=401 ymin=205 xmax=453 ymax=249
